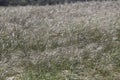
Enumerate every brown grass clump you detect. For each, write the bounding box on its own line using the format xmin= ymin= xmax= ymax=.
xmin=0 ymin=1 xmax=120 ymax=80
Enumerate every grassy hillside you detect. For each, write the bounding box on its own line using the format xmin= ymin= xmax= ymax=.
xmin=0 ymin=1 xmax=120 ymax=80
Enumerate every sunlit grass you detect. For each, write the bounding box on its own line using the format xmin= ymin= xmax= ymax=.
xmin=0 ymin=1 xmax=120 ymax=80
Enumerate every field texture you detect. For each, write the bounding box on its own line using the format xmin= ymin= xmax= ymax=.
xmin=0 ymin=1 xmax=120 ymax=80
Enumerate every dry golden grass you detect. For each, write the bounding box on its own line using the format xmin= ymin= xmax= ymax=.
xmin=0 ymin=1 xmax=120 ymax=80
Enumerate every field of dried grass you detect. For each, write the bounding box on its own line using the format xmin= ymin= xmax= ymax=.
xmin=0 ymin=1 xmax=120 ymax=80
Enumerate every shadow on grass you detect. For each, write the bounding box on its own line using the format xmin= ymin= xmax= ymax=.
xmin=0 ymin=0 xmax=116 ymax=6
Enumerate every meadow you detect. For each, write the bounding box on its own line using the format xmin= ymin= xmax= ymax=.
xmin=0 ymin=1 xmax=120 ymax=80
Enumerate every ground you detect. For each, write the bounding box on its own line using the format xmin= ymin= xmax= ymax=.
xmin=0 ymin=1 xmax=120 ymax=80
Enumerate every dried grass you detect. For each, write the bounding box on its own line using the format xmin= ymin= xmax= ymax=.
xmin=0 ymin=1 xmax=120 ymax=80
